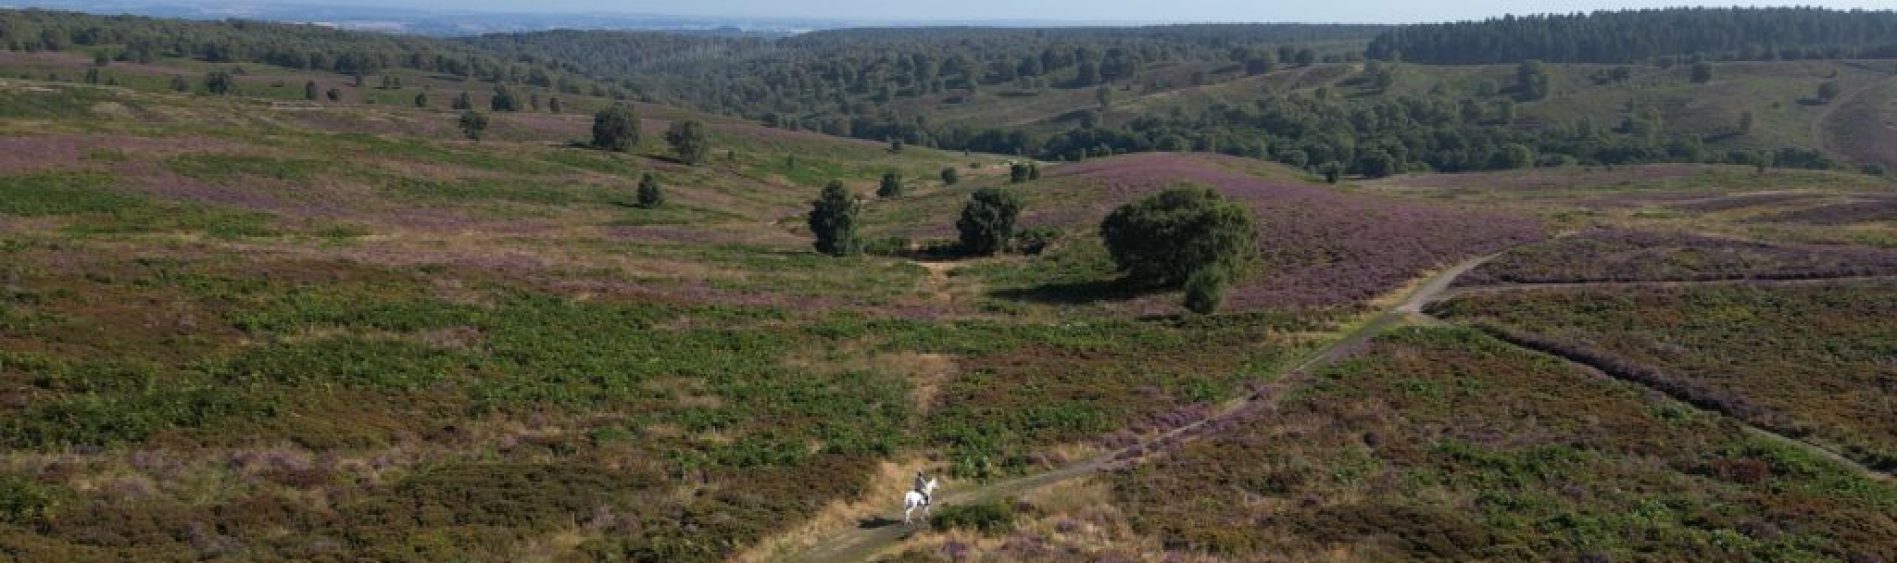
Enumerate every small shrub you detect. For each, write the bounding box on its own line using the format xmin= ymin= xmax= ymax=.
xmin=878 ymin=171 xmax=904 ymax=198
xmin=932 ymin=498 xmax=1016 ymax=534
xmin=940 ymin=166 xmax=960 ymax=185
xmin=458 ymin=110 xmax=488 ymax=142
xmin=862 ymin=236 xmax=913 ymax=257
xmin=203 ymin=71 xmax=235 ymax=95
xmin=636 ymin=173 xmax=664 ymax=208
xmin=664 ymin=119 xmax=710 ymax=165
xmin=1013 ymin=227 xmax=1059 ymax=255
xmin=1183 ymin=267 xmax=1229 ymax=314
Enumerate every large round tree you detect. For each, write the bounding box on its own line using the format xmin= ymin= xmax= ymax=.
xmin=1099 ymin=186 xmax=1258 ymax=311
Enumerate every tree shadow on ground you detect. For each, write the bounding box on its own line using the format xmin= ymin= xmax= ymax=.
xmin=989 ymin=277 xmax=1160 ymax=305
xmin=858 ymin=516 xmax=901 ymax=529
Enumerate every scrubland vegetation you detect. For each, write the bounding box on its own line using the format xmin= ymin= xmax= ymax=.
xmin=1 ymin=4 xmax=1895 ymax=561
xmin=1434 ymin=281 xmax=1897 ymax=472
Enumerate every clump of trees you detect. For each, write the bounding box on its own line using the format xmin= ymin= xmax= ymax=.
xmin=1100 ymin=187 xmax=1258 ymax=313
xmin=636 ymin=173 xmax=663 ymax=208
xmin=592 ymin=103 xmax=639 ymax=152
xmin=664 ymin=120 xmax=710 ymax=165
xmin=808 ymin=180 xmax=861 ymax=256
xmin=940 ymin=167 xmax=960 ymax=185
xmin=956 ymin=188 xmax=1023 ymax=256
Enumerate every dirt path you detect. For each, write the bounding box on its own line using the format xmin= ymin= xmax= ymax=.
xmin=912 ymin=260 xmax=961 ymax=304
xmin=780 ymin=251 xmax=1506 ymax=563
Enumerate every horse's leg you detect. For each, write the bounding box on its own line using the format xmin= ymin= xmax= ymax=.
xmin=902 ymin=502 xmax=913 ymax=525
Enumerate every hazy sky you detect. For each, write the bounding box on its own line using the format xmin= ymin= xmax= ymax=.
xmin=338 ymin=1 xmax=1897 ymax=23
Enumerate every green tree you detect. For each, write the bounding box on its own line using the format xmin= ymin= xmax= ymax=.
xmin=889 ymin=137 xmax=906 ymax=153
xmin=636 ymin=173 xmax=664 ymax=208
xmin=1099 ymin=186 xmax=1258 ymax=289
xmin=1357 ymin=150 xmax=1398 ymax=178
xmin=1490 ymin=143 xmax=1536 ymax=169
xmin=304 ymin=80 xmax=318 ymax=101
xmin=325 ymin=88 xmax=341 ymax=102
xmin=940 ymin=166 xmax=960 ymax=185
xmin=1009 ymin=163 xmax=1031 ymax=183
xmin=592 ymin=103 xmax=639 ymax=152
xmin=169 ymin=75 xmax=189 ymax=92
xmin=878 ymin=171 xmax=905 ymax=198
xmin=414 ymin=92 xmax=428 ymax=108
xmin=808 ymin=180 xmax=861 ymax=256
xmin=490 ymin=85 xmax=520 ymax=111
xmin=204 ymin=71 xmax=235 ymax=95
xmin=956 ymin=188 xmax=1023 ymax=256
xmin=548 ymin=96 xmax=562 ymax=113
xmin=451 ymin=91 xmax=473 ymax=110
xmin=1690 ymin=62 xmax=1714 ymax=84
xmin=458 ymin=110 xmax=488 ymax=142
xmin=1516 ymin=60 xmax=1551 ymax=101
xmin=664 ymin=119 xmax=711 ymax=165
xmin=1096 ymin=86 xmax=1113 ymax=111
xmin=1321 ymin=161 xmax=1342 ymax=183
xmin=1736 ymin=110 xmax=1753 ymax=135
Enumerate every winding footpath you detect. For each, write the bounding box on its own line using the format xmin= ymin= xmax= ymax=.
xmin=781 ymin=252 xmax=1504 ymax=563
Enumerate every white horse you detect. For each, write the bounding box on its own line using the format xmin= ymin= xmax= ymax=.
xmin=903 ymin=477 xmax=939 ymax=525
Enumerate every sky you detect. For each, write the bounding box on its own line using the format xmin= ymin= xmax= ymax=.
xmin=310 ymin=0 xmax=1897 ymax=24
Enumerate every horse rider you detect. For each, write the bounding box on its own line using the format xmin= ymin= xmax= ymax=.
xmin=912 ymin=470 xmax=932 ymax=504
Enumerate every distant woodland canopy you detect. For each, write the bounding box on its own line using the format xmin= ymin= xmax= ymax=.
xmin=1368 ymin=7 xmax=1897 ymax=64
xmin=0 ymin=9 xmax=604 ymax=93
xmin=2 ymin=6 xmax=1886 ymax=174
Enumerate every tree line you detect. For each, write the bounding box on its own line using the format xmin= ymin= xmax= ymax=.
xmin=0 ymin=9 xmax=607 ymax=95
xmin=1367 ymin=7 xmax=1897 ymax=64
